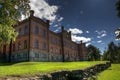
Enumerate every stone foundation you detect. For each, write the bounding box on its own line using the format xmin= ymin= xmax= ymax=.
xmin=11 ymin=50 xmax=29 ymax=62
xmin=29 ymin=50 xmax=63 ymax=62
xmin=10 ymin=50 xmax=63 ymax=62
xmin=0 ymin=54 xmax=6 ymax=62
xmin=29 ymin=50 xmax=49 ymax=62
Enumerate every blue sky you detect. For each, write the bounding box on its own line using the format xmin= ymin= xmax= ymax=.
xmin=30 ymin=0 xmax=120 ymax=53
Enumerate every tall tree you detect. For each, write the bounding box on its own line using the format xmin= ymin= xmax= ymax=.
xmin=87 ymin=45 xmax=101 ymax=61
xmin=103 ymin=42 xmax=119 ymax=63
xmin=115 ymin=28 xmax=120 ymax=40
xmin=0 ymin=0 xmax=30 ymax=46
xmin=116 ymin=0 xmax=120 ymax=39
xmin=116 ymin=0 xmax=120 ymax=17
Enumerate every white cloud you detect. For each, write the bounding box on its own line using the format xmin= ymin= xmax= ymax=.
xmin=68 ymin=28 xmax=91 ymax=43
xmin=86 ymin=31 xmax=90 ymax=33
xmin=97 ymin=33 xmax=107 ymax=38
xmin=54 ymin=27 xmax=61 ymax=32
xmin=101 ymin=33 xmax=107 ymax=37
xmin=95 ymin=30 xmax=107 ymax=38
xmin=95 ymin=30 xmax=106 ymax=35
xmin=58 ymin=17 xmax=63 ymax=22
xmin=86 ymin=43 xmax=91 ymax=46
xmin=71 ymin=35 xmax=91 ymax=43
xmin=54 ymin=24 xmax=59 ymax=27
xmin=97 ymin=36 xmax=101 ymax=38
xmin=68 ymin=28 xmax=83 ymax=35
xmin=29 ymin=0 xmax=63 ymax=24
xmin=97 ymin=40 xmax=102 ymax=43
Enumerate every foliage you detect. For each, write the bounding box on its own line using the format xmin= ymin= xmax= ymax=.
xmin=98 ymin=64 xmax=120 ymax=80
xmin=116 ymin=0 xmax=120 ymax=39
xmin=116 ymin=0 xmax=120 ymax=17
xmin=103 ymin=42 xmax=120 ymax=63
xmin=115 ymin=28 xmax=120 ymax=40
xmin=0 ymin=61 xmax=106 ymax=76
xmin=0 ymin=0 xmax=30 ymax=46
xmin=0 ymin=24 xmax=18 ymax=46
xmin=87 ymin=45 xmax=101 ymax=61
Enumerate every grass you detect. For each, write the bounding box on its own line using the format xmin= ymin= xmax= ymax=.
xmin=98 ymin=64 xmax=120 ymax=80
xmin=0 ymin=61 xmax=106 ymax=76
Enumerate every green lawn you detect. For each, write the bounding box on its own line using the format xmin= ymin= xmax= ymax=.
xmin=98 ymin=64 xmax=120 ymax=80
xmin=0 ymin=61 xmax=106 ymax=76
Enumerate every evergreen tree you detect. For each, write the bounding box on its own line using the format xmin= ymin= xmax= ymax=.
xmin=103 ymin=42 xmax=120 ymax=63
xmin=116 ymin=0 xmax=120 ymax=17
xmin=87 ymin=45 xmax=101 ymax=61
xmin=116 ymin=0 xmax=120 ymax=39
xmin=115 ymin=28 xmax=120 ymax=40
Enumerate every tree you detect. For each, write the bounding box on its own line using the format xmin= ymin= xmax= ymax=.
xmin=0 ymin=0 xmax=30 ymax=46
xmin=103 ymin=42 xmax=120 ymax=63
xmin=87 ymin=45 xmax=101 ymax=61
xmin=116 ymin=0 xmax=120 ymax=39
xmin=116 ymin=0 xmax=120 ymax=17
xmin=0 ymin=25 xmax=17 ymax=46
xmin=115 ymin=28 xmax=120 ymax=40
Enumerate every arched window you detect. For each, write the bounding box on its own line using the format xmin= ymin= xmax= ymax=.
xmin=34 ymin=26 xmax=39 ymax=34
xmin=18 ymin=42 xmax=21 ymax=50
xmin=42 ymin=29 xmax=47 ymax=38
xmin=42 ymin=42 xmax=46 ymax=49
xmin=25 ymin=26 xmax=28 ymax=34
xmin=24 ymin=40 xmax=27 ymax=49
xmin=19 ymin=28 xmax=22 ymax=36
xmin=34 ymin=40 xmax=39 ymax=48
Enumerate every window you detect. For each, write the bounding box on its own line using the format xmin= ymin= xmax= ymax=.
xmin=35 ymin=53 xmax=39 ymax=58
xmin=25 ymin=26 xmax=28 ymax=34
xmin=13 ymin=44 xmax=15 ymax=51
xmin=42 ymin=29 xmax=47 ymax=38
xmin=18 ymin=42 xmax=21 ymax=50
xmin=50 ymin=36 xmax=53 ymax=43
xmin=64 ymin=41 xmax=67 ymax=46
xmin=54 ymin=38 xmax=57 ymax=44
xmin=51 ymin=37 xmax=57 ymax=44
xmin=34 ymin=40 xmax=39 ymax=48
xmin=19 ymin=28 xmax=22 ymax=36
xmin=42 ymin=42 xmax=46 ymax=49
xmin=24 ymin=40 xmax=27 ymax=49
xmin=34 ymin=26 xmax=39 ymax=34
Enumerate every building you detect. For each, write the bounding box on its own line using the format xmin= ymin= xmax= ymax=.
xmin=0 ymin=10 xmax=87 ymax=62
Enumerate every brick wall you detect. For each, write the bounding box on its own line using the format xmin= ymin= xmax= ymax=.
xmin=0 ymin=11 xmax=88 ymax=62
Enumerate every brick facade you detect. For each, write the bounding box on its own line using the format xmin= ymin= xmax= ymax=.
xmin=0 ymin=11 xmax=88 ymax=62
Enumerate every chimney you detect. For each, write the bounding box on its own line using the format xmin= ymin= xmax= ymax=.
xmin=30 ymin=10 xmax=34 ymax=16
xmin=61 ymin=26 xmax=64 ymax=32
xmin=80 ymin=41 xmax=83 ymax=44
xmin=69 ymin=31 xmax=72 ymax=40
xmin=69 ymin=31 xmax=71 ymax=35
xmin=46 ymin=20 xmax=50 ymax=26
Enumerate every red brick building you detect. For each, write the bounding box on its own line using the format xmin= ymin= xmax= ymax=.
xmin=0 ymin=11 xmax=87 ymax=62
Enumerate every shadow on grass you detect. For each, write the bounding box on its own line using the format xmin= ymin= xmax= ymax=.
xmin=0 ymin=61 xmax=36 ymax=66
xmin=108 ymin=68 xmax=112 ymax=70
xmin=0 ymin=61 xmax=27 ymax=66
xmin=0 ymin=62 xmax=17 ymax=66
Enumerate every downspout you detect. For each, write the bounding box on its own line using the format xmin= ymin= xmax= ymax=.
xmin=46 ymin=20 xmax=50 ymax=61
xmin=28 ymin=11 xmax=33 ymax=61
xmin=9 ymin=40 xmax=12 ymax=62
xmin=61 ymin=26 xmax=65 ymax=62
xmin=28 ymin=17 xmax=31 ymax=61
